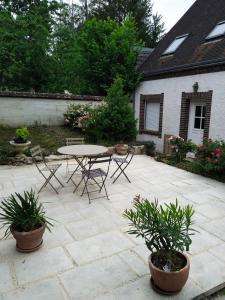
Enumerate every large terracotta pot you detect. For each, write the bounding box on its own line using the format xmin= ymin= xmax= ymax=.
xmin=115 ymin=144 xmax=128 ymax=155
xmin=148 ymin=252 xmax=190 ymax=295
xmin=11 ymin=225 xmax=45 ymax=253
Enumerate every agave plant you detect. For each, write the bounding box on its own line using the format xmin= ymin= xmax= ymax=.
xmin=0 ymin=189 xmax=53 ymax=238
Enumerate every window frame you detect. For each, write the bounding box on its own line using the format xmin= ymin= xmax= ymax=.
xmin=206 ymin=20 xmax=225 ymax=41
xmin=194 ymin=105 xmax=206 ymax=130
xmin=162 ymin=34 xmax=189 ymax=56
xmin=139 ymin=94 xmax=164 ymax=137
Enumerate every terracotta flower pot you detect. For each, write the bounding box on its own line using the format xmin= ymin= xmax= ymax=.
xmin=148 ymin=252 xmax=190 ymax=295
xmin=11 ymin=225 xmax=45 ymax=253
xmin=115 ymin=144 xmax=128 ymax=155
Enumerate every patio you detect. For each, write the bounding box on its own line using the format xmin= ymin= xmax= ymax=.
xmin=0 ymin=155 xmax=225 ymax=299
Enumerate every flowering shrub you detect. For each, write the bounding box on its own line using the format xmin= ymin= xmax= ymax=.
xmin=64 ymin=104 xmax=92 ymax=129
xmin=168 ymin=135 xmax=195 ymax=162
xmin=194 ymin=139 xmax=225 ymax=173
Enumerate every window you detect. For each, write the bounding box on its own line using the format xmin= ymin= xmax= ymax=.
xmin=206 ymin=21 xmax=225 ymax=40
xmin=163 ymin=34 xmax=188 ymax=55
xmin=194 ymin=105 xmax=206 ymax=130
xmin=139 ymin=94 xmax=164 ymax=137
xmin=145 ymin=102 xmax=160 ymax=131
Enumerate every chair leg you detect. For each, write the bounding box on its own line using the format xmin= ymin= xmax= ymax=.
xmin=52 ymin=172 xmax=64 ymax=187
xmin=39 ymin=171 xmax=59 ymax=194
xmin=73 ymin=176 xmax=84 ymax=193
xmin=110 ymin=162 xmax=123 ymax=178
xmin=66 ymin=157 xmax=85 ymax=183
xmin=102 ymin=178 xmax=109 ymax=200
xmin=65 ymin=158 xmax=69 ymax=176
xmin=81 ymin=177 xmax=91 ymax=204
xmin=112 ymin=162 xmax=131 ymax=183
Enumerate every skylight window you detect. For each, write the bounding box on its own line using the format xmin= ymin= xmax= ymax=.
xmin=206 ymin=21 xmax=225 ymax=40
xmin=163 ymin=34 xmax=188 ymax=55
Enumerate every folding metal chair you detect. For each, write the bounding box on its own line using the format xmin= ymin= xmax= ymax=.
xmin=73 ymin=154 xmax=112 ymax=204
xmin=110 ymin=146 xmax=134 ymax=183
xmin=30 ymin=145 xmax=64 ymax=194
xmin=65 ymin=137 xmax=85 ymax=176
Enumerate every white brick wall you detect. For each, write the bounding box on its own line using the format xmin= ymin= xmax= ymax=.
xmin=135 ymin=71 xmax=225 ymax=152
xmin=0 ymin=97 xmax=101 ymax=127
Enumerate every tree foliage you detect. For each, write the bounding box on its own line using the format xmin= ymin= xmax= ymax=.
xmin=88 ymin=0 xmax=165 ymax=47
xmin=85 ymin=77 xmax=137 ymax=143
xmin=73 ymin=17 xmax=141 ymax=95
xmin=0 ymin=0 xmax=164 ymax=94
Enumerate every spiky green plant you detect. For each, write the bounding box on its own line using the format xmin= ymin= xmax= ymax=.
xmin=124 ymin=196 xmax=196 ymax=259
xmin=0 ymin=190 xmax=53 ymax=238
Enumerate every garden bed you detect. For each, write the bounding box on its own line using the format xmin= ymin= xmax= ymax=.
xmin=0 ymin=126 xmax=83 ymax=164
xmin=156 ymin=155 xmax=225 ymax=183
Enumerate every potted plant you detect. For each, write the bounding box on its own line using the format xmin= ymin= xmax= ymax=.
xmin=115 ymin=143 xmax=129 ymax=155
xmin=0 ymin=190 xmax=53 ymax=253
xmin=123 ymin=196 xmax=196 ymax=295
xmin=10 ymin=127 xmax=31 ymax=157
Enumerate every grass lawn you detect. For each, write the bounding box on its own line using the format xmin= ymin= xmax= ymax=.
xmin=0 ymin=126 xmax=83 ymax=161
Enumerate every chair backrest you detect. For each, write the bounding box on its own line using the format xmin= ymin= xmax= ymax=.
xmin=88 ymin=154 xmax=112 ymax=177
xmin=125 ymin=145 xmax=135 ymax=163
xmin=65 ymin=137 xmax=84 ymax=146
xmin=30 ymin=145 xmax=45 ymax=169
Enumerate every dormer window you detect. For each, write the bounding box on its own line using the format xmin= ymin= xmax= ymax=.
xmin=206 ymin=21 xmax=225 ymax=40
xmin=162 ymin=34 xmax=188 ymax=56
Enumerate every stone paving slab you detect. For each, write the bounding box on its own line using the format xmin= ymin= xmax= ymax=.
xmin=0 ymin=155 xmax=225 ymax=299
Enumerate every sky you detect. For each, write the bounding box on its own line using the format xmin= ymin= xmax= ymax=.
xmin=65 ymin=0 xmax=196 ymax=32
xmin=152 ymin=0 xmax=196 ymax=31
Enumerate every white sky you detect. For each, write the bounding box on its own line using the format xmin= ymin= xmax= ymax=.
xmin=64 ymin=0 xmax=196 ymax=31
xmin=153 ymin=0 xmax=196 ymax=31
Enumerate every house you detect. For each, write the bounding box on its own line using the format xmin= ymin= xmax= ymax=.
xmin=135 ymin=0 xmax=225 ymax=152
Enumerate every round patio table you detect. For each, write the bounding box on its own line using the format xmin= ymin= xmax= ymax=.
xmin=58 ymin=144 xmax=108 ymax=157
xmin=58 ymin=144 xmax=109 ymax=184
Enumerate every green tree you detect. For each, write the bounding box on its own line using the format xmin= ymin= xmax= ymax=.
xmin=0 ymin=0 xmax=61 ymax=91
xmin=85 ymin=77 xmax=137 ymax=143
xmin=88 ymin=0 xmax=165 ymax=47
xmin=74 ymin=17 xmax=142 ymax=95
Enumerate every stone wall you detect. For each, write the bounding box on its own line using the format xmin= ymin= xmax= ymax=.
xmin=0 ymin=92 xmax=102 ymax=127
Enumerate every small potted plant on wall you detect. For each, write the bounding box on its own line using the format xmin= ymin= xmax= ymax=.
xmin=124 ymin=196 xmax=196 ymax=295
xmin=10 ymin=127 xmax=31 ymax=157
xmin=0 ymin=189 xmax=53 ymax=252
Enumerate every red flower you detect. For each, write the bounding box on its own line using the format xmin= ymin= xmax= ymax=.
xmin=213 ymin=159 xmax=218 ymax=164
xmin=215 ymin=149 xmax=222 ymax=156
xmin=206 ymin=157 xmax=211 ymax=162
xmin=199 ymin=144 xmax=204 ymax=151
xmin=211 ymin=151 xmax=215 ymax=156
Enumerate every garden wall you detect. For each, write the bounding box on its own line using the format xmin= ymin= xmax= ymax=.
xmin=0 ymin=92 xmax=102 ymax=127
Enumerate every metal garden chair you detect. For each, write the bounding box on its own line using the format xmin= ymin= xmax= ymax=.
xmin=73 ymin=154 xmax=112 ymax=204
xmin=30 ymin=145 xmax=64 ymax=194
xmin=65 ymin=137 xmax=85 ymax=177
xmin=110 ymin=146 xmax=135 ymax=183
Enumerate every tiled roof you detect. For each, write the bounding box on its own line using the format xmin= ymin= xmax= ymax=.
xmin=141 ymin=0 xmax=225 ymax=78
